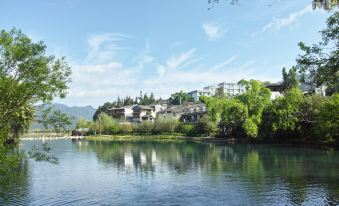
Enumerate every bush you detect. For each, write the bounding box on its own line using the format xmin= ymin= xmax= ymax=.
xmin=178 ymin=123 xmax=199 ymax=136
xmin=317 ymin=94 xmax=339 ymax=143
xmin=153 ymin=117 xmax=179 ymax=134
xmin=119 ymin=124 xmax=133 ymax=134
xmin=198 ymin=115 xmax=217 ymax=136
xmin=132 ymin=121 xmax=154 ymax=134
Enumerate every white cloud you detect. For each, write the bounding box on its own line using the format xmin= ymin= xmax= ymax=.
xmin=166 ymin=49 xmax=197 ymax=70
xmin=262 ymin=5 xmax=312 ymax=32
xmin=86 ymin=33 xmax=131 ymax=63
xmin=202 ymin=22 xmax=226 ymax=41
xmin=59 ymin=35 xmax=277 ymax=107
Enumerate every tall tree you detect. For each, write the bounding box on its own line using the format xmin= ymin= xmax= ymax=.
xmin=169 ymin=91 xmax=194 ymax=105
xmin=282 ymin=67 xmax=299 ymax=90
xmin=0 ymin=28 xmax=71 ymax=146
xmin=296 ymin=11 xmax=339 ymax=94
xmin=41 ymin=109 xmax=73 ymax=135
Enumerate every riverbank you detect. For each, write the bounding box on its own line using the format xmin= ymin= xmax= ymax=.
xmin=85 ymin=134 xmax=234 ymax=143
xmin=84 ymin=135 xmax=339 ymax=148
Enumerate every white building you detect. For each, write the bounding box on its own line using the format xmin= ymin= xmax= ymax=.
xmin=107 ymin=105 xmax=134 ymax=121
xmin=131 ymin=105 xmax=156 ymax=122
xmin=218 ymin=82 xmax=246 ymax=96
xmin=187 ymin=89 xmax=213 ymax=102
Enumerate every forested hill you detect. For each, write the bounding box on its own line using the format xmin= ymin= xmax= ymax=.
xmin=29 ymin=103 xmax=96 ymax=130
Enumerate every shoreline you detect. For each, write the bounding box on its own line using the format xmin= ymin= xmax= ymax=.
xmin=84 ymin=135 xmax=339 ymax=148
xmin=20 ymin=134 xmax=338 ymax=148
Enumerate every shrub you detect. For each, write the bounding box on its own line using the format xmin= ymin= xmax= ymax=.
xmin=119 ymin=123 xmax=133 ymax=134
xmin=153 ymin=117 xmax=179 ymax=134
xmin=178 ymin=123 xmax=199 ymax=136
xmin=317 ymin=94 xmax=339 ymax=143
xmin=132 ymin=121 xmax=154 ymax=134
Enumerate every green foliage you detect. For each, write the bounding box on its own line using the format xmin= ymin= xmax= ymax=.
xmin=178 ymin=123 xmax=199 ymax=136
xmin=76 ymin=117 xmax=90 ymax=129
xmin=262 ymin=88 xmax=304 ymax=139
xmin=198 ymin=114 xmax=218 ymax=135
xmin=133 ymin=121 xmax=154 ymax=134
xmin=203 ymin=80 xmax=271 ymax=138
xmin=153 ymin=117 xmax=179 ymax=134
xmin=93 ymin=102 xmax=114 ymax=121
xmin=96 ymin=113 xmax=119 ymax=134
xmin=220 ymin=99 xmax=248 ymax=137
xmin=41 ymin=109 xmax=73 ymax=135
xmin=282 ymin=67 xmax=299 ymax=90
xmin=296 ymin=11 xmax=339 ymax=94
xmin=0 ymin=28 xmax=71 ymax=146
xmin=317 ymin=94 xmax=339 ymax=142
xmin=118 ymin=124 xmax=133 ymax=134
xmin=169 ymin=91 xmax=194 ymax=105
xmin=243 ymin=119 xmax=258 ymax=138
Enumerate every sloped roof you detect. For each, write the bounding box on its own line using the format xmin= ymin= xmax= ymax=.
xmin=132 ymin=105 xmax=154 ymax=110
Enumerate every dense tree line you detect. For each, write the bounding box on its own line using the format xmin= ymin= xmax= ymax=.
xmin=198 ymin=12 xmax=339 ymax=144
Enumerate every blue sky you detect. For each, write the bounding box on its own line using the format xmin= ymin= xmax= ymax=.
xmin=0 ymin=0 xmax=333 ymax=107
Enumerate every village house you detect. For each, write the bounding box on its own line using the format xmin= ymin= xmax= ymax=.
xmin=266 ymin=81 xmax=327 ymax=99
xmin=131 ymin=105 xmax=157 ymax=122
xmin=157 ymin=102 xmax=207 ymax=123
xmin=107 ymin=105 xmax=134 ymax=122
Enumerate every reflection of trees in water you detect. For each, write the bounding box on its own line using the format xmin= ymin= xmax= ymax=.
xmin=0 ymin=158 xmax=30 ymax=204
xmin=80 ymin=140 xmax=338 ymax=204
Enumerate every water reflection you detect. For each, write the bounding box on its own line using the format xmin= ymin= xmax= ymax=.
xmin=0 ymin=158 xmax=30 ymax=204
xmin=77 ymin=140 xmax=339 ymax=205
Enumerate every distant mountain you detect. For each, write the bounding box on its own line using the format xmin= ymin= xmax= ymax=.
xmin=29 ymin=103 xmax=96 ymax=130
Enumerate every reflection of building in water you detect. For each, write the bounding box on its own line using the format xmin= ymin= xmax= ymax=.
xmin=140 ymin=152 xmax=146 ymax=166
xmin=124 ymin=151 xmax=133 ymax=169
xmin=152 ymin=149 xmax=156 ymax=164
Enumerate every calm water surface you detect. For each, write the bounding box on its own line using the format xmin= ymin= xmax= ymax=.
xmin=1 ymin=139 xmax=338 ymax=205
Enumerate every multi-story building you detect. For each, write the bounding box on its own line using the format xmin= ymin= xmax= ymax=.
xmin=217 ymin=82 xmax=246 ymax=96
xmin=187 ymin=90 xmax=213 ymax=102
xmin=131 ymin=105 xmax=156 ymax=122
xmin=157 ymin=102 xmax=207 ymax=123
xmin=107 ymin=105 xmax=134 ymax=121
xmin=188 ymin=82 xmax=246 ymax=102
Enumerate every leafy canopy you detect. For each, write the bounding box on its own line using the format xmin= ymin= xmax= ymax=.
xmin=296 ymin=11 xmax=339 ymax=94
xmin=0 ymin=28 xmax=71 ymax=145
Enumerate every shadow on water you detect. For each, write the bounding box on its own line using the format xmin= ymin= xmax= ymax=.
xmin=0 ymin=157 xmax=30 ymax=205
xmin=77 ymin=140 xmax=339 ymax=205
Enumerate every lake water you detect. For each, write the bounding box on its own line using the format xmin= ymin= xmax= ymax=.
xmin=1 ymin=139 xmax=338 ymax=205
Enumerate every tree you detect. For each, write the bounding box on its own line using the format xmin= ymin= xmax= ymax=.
xmin=76 ymin=118 xmax=90 ymax=129
xmin=95 ymin=113 xmax=118 ymax=134
xmin=236 ymin=80 xmax=271 ymax=137
xmin=317 ymin=93 xmax=339 ymax=142
xmin=282 ymin=67 xmax=299 ymax=90
xmin=93 ymin=102 xmax=114 ymax=121
xmin=208 ymin=0 xmax=338 ymax=11
xmin=220 ymin=99 xmax=248 ymax=137
xmin=296 ymin=11 xmax=339 ymax=94
xmin=42 ymin=110 xmax=73 ymax=135
xmin=169 ymin=91 xmax=194 ymax=105
xmin=262 ymin=88 xmax=304 ymax=139
xmin=0 ymin=28 xmax=71 ymax=146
